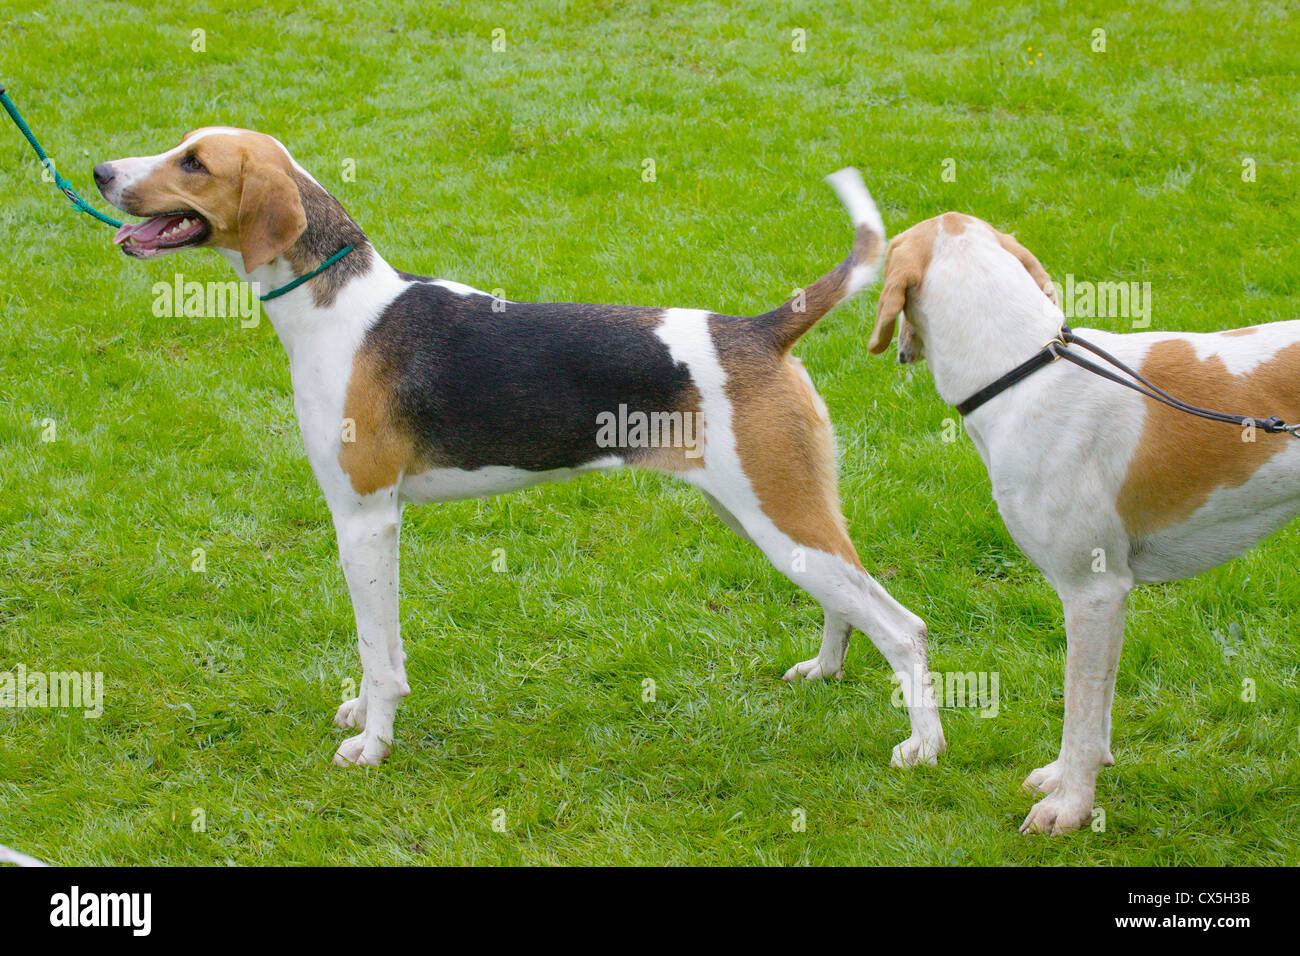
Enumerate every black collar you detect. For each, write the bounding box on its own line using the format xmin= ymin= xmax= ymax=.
xmin=952 ymin=323 xmax=1294 ymax=435
xmin=954 ymin=327 xmax=1070 ymax=417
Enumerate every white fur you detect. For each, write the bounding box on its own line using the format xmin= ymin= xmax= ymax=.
xmin=1187 ymin=321 xmax=1300 ymax=375
xmin=402 ymin=458 xmax=623 ymax=503
xmin=0 ymin=843 xmax=48 ymax=867
xmin=825 ymin=166 xmax=884 ymax=238
xmin=429 ymin=278 xmax=486 ymax=297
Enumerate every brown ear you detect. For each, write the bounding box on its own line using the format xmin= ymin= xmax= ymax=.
xmin=869 ymin=240 xmax=922 ymax=354
xmin=238 ymin=160 xmax=307 ymax=273
xmin=997 ymin=231 xmax=1058 ymax=306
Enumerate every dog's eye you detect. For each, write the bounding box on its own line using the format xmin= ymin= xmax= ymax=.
xmin=180 ymin=154 xmax=207 ymax=174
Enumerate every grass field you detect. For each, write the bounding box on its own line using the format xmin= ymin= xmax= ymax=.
xmin=1 ymin=0 xmax=1297 ymax=866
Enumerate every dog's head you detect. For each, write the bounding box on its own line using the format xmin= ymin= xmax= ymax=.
xmin=868 ymin=212 xmax=1059 ymax=363
xmin=93 ymin=127 xmax=307 ymax=273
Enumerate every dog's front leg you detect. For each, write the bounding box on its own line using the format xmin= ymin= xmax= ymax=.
xmin=1021 ymin=579 xmax=1130 ymax=835
xmin=331 ymin=499 xmax=409 ymax=767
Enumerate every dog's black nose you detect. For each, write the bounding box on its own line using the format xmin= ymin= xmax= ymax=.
xmin=92 ymin=162 xmax=116 ymax=187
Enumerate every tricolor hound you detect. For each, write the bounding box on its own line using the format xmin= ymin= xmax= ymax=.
xmin=92 ymin=128 xmax=945 ymax=769
xmin=869 ymin=211 xmax=1300 ymax=834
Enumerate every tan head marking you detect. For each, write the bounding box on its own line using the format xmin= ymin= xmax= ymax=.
xmin=994 ymin=229 xmax=1059 ymax=306
xmin=870 ymin=214 xmax=1058 ymax=359
xmin=112 ymin=128 xmax=307 ymax=271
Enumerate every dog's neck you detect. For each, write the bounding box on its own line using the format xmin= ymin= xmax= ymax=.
xmin=279 ymin=169 xmax=374 ymax=300
xmin=219 ymin=171 xmax=387 ymax=349
xmin=917 ymin=288 xmax=1064 ymax=410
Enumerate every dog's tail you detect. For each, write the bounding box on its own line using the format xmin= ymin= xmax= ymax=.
xmin=747 ymin=168 xmax=886 ymax=353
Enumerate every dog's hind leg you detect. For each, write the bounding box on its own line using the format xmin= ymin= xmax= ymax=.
xmin=690 ymin=468 xmax=946 ymax=767
xmin=790 ymin=541 xmax=945 ymax=768
xmin=699 ymin=490 xmax=752 ymax=544
xmin=334 ymin=681 xmax=368 ymax=731
xmin=783 ymin=610 xmax=851 ymax=682
xmin=654 ymin=307 xmax=941 ymax=765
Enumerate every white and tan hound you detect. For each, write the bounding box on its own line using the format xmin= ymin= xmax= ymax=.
xmin=92 ymin=128 xmax=945 ymax=768
xmin=870 ymin=211 xmax=1300 ymax=834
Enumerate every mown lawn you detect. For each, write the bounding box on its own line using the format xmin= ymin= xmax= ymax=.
xmin=0 ymin=0 xmax=1296 ymax=865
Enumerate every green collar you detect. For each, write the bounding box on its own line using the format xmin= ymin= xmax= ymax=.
xmin=258 ymin=244 xmax=356 ymax=301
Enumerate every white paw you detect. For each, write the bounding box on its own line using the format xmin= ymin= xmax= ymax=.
xmin=890 ymin=734 xmax=944 ymax=768
xmin=332 ymin=731 xmax=390 ymax=767
xmin=1019 ymin=793 xmax=1092 ymax=836
xmin=1022 ymin=760 xmax=1062 ymax=794
xmin=782 ymin=657 xmax=843 ymax=682
xmin=334 ymin=696 xmax=367 ymax=730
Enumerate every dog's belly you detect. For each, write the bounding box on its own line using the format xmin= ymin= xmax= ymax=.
xmin=1128 ymin=452 xmax=1300 ymax=583
xmin=398 ymin=456 xmax=624 ymax=504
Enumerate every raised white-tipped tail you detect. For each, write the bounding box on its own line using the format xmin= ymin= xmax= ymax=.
xmin=825 ymin=166 xmax=886 ymax=242
xmin=750 ymin=167 xmax=888 ymax=353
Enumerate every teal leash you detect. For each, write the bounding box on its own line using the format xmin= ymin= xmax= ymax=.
xmin=3 ymin=81 xmax=356 ymax=299
xmin=258 ymin=244 xmax=356 ymax=301
xmin=0 ymin=83 xmax=124 ymax=228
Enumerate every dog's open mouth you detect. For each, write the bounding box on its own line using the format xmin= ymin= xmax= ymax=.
xmin=113 ymin=211 xmax=211 ymax=257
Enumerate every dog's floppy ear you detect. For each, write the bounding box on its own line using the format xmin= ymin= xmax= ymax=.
xmin=997 ymin=230 xmax=1058 ymax=306
xmin=238 ymin=157 xmax=307 ymax=273
xmin=869 ymin=236 xmax=924 ymax=354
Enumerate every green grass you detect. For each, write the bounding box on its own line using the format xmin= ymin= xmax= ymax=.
xmin=1 ymin=0 xmax=1298 ymax=865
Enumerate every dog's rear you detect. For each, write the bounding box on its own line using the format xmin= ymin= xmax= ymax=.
xmin=681 ymin=173 xmax=943 ymax=768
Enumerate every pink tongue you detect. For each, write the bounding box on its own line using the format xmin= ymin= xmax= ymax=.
xmin=113 ymin=215 xmax=177 ymax=246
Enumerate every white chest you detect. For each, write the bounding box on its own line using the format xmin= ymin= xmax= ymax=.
xmin=258 ymin=260 xmax=411 ymax=506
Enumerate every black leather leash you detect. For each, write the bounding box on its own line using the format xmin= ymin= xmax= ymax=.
xmin=955 ymin=325 xmax=1299 ymax=435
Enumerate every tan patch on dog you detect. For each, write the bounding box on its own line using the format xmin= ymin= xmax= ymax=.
xmin=714 ymin=331 xmax=862 ymax=567
xmin=1223 ymin=326 xmax=1260 ymax=337
xmin=339 ymin=350 xmax=420 ymax=496
xmin=1118 ymin=338 xmax=1300 ymax=536
xmin=940 ymin=211 xmax=974 ymax=235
